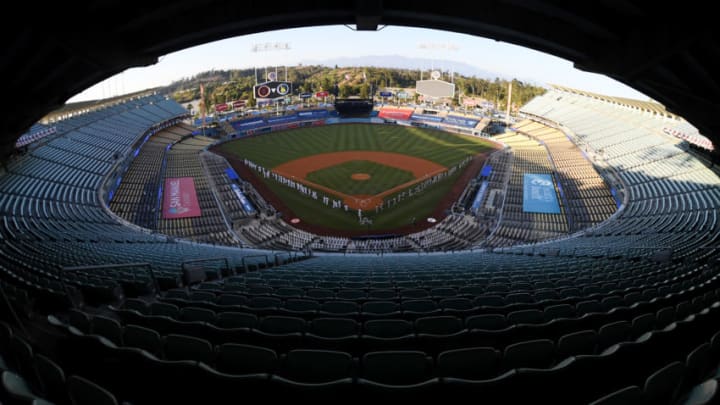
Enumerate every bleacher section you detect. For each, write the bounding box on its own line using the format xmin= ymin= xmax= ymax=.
xmin=406 ymin=110 xmax=487 ymax=135
xmin=512 ymin=119 xmax=617 ymax=231
xmin=156 ymin=135 xmax=238 ymax=245
xmin=109 ymin=128 xmax=182 ymax=228
xmin=202 ymin=153 xmax=259 ymax=226
xmin=14 ymin=123 xmax=57 ymax=148
xmin=0 ymin=95 xmax=284 ymax=299
xmin=229 ymin=109 xmax=331 ymax=136
xmin=458 ymin=149 xmax=512 ymax=241
xmin=516 ymin=87 xmax=719 ymax=259
xmin=484 ymin=132 xmax=569 ymax=246
xmin=240 ymin=219 xmax=316 ymax=251
xmin=20 ymin=249 xmax=720 ymax=402
xmin=108 ymin=123 xmax=240 ymax=246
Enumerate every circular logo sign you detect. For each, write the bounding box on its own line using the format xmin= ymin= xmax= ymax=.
xmin=267 ymin=71 xmax=277 ymax=81
xmin=276 ymin=83 xmax=290 ymax=95
xmin=431 ymin=70 xmax=441 ymax=80
xmin=256 ymin=85 xmax=271 ymax=98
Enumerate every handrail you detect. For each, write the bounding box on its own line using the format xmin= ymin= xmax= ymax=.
xmin=241 ymin=254 xmax=269 ymax=273
xmin=181 ymin=257 xmax=231 ymax=279
xmin=274 ymin=251 xmax=292 ymax=266
xmin=61 ymin=262 xmax=159 ymax=304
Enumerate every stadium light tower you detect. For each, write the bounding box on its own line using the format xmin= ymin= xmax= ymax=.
xmin=416 ymin=42 xmax=459 ymax=107
xmin=251 ymin=42 xmax=292 ymax=115
xmin=417 ymin=42 xmax=459 ymax=51
xmin=417 ymin=42 xmax=459 ymax=75
xmin=251 ymin=42 xmax=292 ymax=83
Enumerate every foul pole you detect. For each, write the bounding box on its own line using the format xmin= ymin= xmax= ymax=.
xmin=505 ymin=82 xmax=512 ymax=125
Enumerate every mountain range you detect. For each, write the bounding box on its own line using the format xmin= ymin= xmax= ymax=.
xmin=301 ymin=55 xmax=512 ymax=81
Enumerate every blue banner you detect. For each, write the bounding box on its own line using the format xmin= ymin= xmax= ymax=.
xmin=480 ymin=165 xmax=492 ymax=178
xmin=267 ymin=114 xmax=299 ymax=124
xmin=444 ymin=115 xmax=480 ymax=128
xmin=610 ymin=187 xmax=621 ymax=208
xmin=471 ymin=181 xmax=489 ymax=214
xmin=231 ymin=118 xmax=267 ymax=132
xmin=411 ymin=114 xmax=444 ymax=123
xmin=297 ymin=109 xmax=329 ymax=118
xmin=522 ymin=173 xmax=561 ymax=214
xmin=225 ymin=168 xmax=239 ymax=181
xmin=230 ymin=184 xmax=256 ymax=214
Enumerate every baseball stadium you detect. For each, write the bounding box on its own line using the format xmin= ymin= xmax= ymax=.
xmin=2 ymin=3 xmax=720 ymax=404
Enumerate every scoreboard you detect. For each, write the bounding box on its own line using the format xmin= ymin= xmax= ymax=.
xmin=254 ymin=81 xmax=293 ymax=100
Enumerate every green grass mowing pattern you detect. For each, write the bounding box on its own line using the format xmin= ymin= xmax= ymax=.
xmin=262 ymin=169 xmax=463 ymax=232
xmin=220 ymin=124 xmax=494 ymax=232
xmin=305 ymin=160 xmax=415 ymax=196
xmin=219 ymin=124 xmax=494 ymax=168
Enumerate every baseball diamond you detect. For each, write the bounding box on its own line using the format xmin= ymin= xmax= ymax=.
xmin=274 ymin=151 xmax=447 ymax=210
xmin=214 ymin=123 xmax=500 ymax=234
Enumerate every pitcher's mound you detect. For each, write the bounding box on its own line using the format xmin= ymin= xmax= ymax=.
xmin=351 ymin=173 xmax=371 ymax=181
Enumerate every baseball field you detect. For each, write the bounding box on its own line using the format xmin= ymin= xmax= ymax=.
xmin=215 ymin=123 xmax=499 ymax=234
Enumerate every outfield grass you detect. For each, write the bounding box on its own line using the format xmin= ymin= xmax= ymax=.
xmin=306 ymin=160 xmax=414 ymax=196
xmin=220 ymin=124 xmax=493 ymax=168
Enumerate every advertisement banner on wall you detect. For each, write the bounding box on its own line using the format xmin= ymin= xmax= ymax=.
xmin=163 ymin=177 xmax=202 ymax=219
xmin=522 ymin=173 xmax=561 ymax=214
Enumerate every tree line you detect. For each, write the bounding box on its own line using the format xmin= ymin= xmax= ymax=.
xmin=166 ymin=65 xmax=546 ymax=110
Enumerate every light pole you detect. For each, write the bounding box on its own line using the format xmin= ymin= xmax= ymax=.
xmin=251 ymin=42 xmax=292 ymax=110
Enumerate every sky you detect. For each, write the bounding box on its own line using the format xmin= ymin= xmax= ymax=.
xmin=68 ymin=25 xmax=648 ymax=103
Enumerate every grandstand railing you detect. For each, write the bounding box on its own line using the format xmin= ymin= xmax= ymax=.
xmin=241 ymin=254 xmax=270 ymax=273
xmin=180 ymin=257 xmax=231 ymax=283
xmin=523 ymin=113 xmax=630 ymax=222
xmin=97 ymin=117 xmax=188 ymax=237
xmin=60 ymin=262 xmax=159 ymax=307
xmin=274 ymin=250 xmax=309 ymax=266
xmin=198 ymin=151 xmax=242 ymax=244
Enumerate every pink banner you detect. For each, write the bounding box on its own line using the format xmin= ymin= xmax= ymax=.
xmin=163 ymin=177 xmax=202 ymax=219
